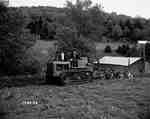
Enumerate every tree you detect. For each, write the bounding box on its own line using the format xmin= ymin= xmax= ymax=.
xmin=55 ymin=26 xmax=96 ymax=59
xmin=88 ymin=5 xmax=106 ymax=41
xmin=134 ymin=17 xmax=146 ymax=29
xmin=112 ymin=24 xmax=123 ymax=40
xmin=131 ymin=28 xmax=143 ymax=42
xmin=145 ymin=43 xmax=150 ymax=62
xmin=116 ymin=44 xmax=130 ymax=56
xmin=104 ymin=45 xmax=112 ymax=53
xmin=65 ymin=0 xmax=105 ymax=40
xmin=27 ymin=16 xmax=57 ymax=40
xmin=65 ymin=0 xmax=91 ymax=36
xmin=123 ymin=26 xmax=130 ymax=37
xmin=0 ymin=4 xmax=36 ymax=75
xmin=104 ymin=18 xmax=113 ymax=38
xmin=126 ymin=46 xmax=139 ymax=57
xmin=141 ymin=26 xmax=150 ymax=41
xmin=27 ymin=16 xmax=43 ymax=35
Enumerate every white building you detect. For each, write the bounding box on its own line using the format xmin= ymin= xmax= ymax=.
xmin=99 ymin=56 xmax=144 ymax=75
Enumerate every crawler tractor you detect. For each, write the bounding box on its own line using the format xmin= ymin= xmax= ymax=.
xmin=46 ymin=51 xmax=94 ymax=85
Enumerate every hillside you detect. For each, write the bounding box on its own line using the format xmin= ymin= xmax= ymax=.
xmin=14 ymin=4 xmax=150 ymax=43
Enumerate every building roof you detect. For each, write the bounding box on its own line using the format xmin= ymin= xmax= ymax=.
xmin=99 ymin=56 xmax=141 ymax=66
xmin=53 ymin=61 xmax=70 ymax=64
xmin=138 ymin=40 xmax=150 ymax=44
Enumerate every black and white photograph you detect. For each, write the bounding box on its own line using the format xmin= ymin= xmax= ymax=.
xmin=0 ymin=0 xmax=150 ymax=119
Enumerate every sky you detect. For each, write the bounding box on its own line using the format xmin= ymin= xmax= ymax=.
xmin=9 ymin=0 xmax=150 ymax=19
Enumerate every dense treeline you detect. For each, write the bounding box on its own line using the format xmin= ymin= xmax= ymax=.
xmin=17 ymin=1 xmax=150 ymax=43
xmin=0 ymin=3 xmax=40 ymax=75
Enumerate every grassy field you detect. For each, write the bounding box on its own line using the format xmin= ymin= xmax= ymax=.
xmin=0 ymin=78 xmax=150 ymax=119
xmin=5 ymin=40 xmax=148 ymax=119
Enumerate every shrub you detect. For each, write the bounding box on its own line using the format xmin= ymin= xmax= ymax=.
xmin=126 ymin=46 xmax=139 ymax=57
xmin=56 ymin=27 xmax=96 ymax=59
xmin=104 ymin=45 xmax=112 ymax=53
xmin=116 ymin=44 xmax=130 ymax=55
xmin=3 ymin=53 xmax=41 ymax=75
xmin=21 ymin=57 xmax=41 ymax=75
